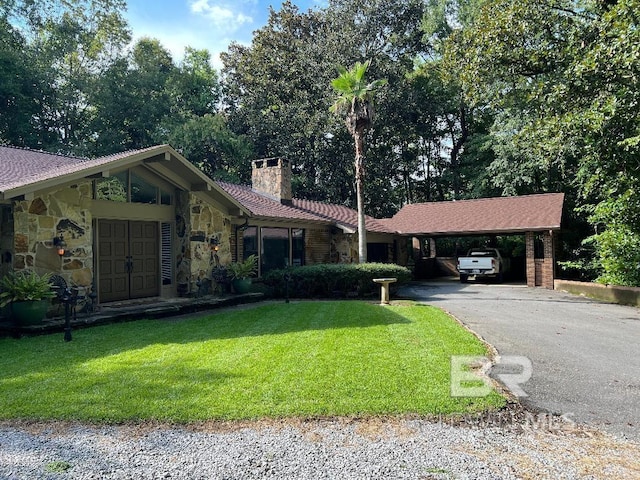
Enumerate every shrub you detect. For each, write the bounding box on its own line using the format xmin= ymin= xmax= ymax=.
xmin=0 ymin=270 xmax=56 ymax=307
xmin=262 ymin=263 xmax=411 ymax=298
xmin=228 ymin=255 xmax=258 ymax=280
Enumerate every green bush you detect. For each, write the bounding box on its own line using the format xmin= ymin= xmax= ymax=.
xmin=262 ymin=263 xmax=411 ymax=298
xmin=0 ymin=270 xmax=55 ymax=307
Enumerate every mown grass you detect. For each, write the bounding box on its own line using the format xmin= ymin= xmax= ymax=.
xmin=0 ymin=301 xmax=505 ymax=422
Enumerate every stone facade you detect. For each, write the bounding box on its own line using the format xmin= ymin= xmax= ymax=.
xmin=10 ymin=182 xmax=94 ymax=291
xmin=189 ymin=195 xmax=233 ymax=292
xmin=176 ymin=192 xmax=233 ymax=296
xmin=2 ymin=184 xmax=234 ymax=303
xmin=251 ymin=158 xmax=292 ymax=203
xmin=330 ymin=231 xmax=357 ymax=263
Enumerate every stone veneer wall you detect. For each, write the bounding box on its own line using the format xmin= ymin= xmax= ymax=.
xmin=176 ymin=193 xmax=232 ymax=295
xmin=330 ymin=231 xmax=357 ymax=263
xmin=11 ymin=182 xmax=94 ymax=290
xmin=251 ymin=158 xmax=292 ymax=203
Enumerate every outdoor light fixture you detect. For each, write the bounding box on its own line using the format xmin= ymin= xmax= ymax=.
xmin=53 ymin=234 xmax=66 ymax=257
xmin=210 ymin=236 xmax=220 ymax=252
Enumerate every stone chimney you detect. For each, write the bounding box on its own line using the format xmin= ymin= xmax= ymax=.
xmin=251 ymin=158 xmax=292 ymax=204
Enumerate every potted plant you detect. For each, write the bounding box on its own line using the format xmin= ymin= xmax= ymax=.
xmin=227 ymin=255 xmax=258 ymax=294
xmin=0 ymin=270 xmax=56 ymax=325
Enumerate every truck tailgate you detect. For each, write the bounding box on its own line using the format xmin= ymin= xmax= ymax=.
xmin=458 ymin=257 xmax=494 ymax=270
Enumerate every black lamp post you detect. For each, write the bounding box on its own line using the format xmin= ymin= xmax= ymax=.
xmin=53 ymin=234 xmax=72 ymax=341
xmin=62 ymin=291 xmax=72 ymax=342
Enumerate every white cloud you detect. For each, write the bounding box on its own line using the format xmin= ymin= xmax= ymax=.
xmin=129 ymin=27 xmax=231 ymax=70
xmin=189 ymin=0 xmax=253 ymax=31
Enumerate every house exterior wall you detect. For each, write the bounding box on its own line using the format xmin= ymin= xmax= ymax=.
xmin=186 ymin=194 xmax=233 ymax=294
xmin=331 ymin=231 xmax=357 ymax=263
xmin=3 ymin=184 xmax=233 ymax=303
xmin=10 ymin=182 xmax=94 ymax=292
xmin=306 ymin=227 xmax=332 ymax=264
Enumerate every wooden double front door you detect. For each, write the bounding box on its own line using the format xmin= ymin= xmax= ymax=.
xmin=98 ymin=220 xmax=159 ymax=302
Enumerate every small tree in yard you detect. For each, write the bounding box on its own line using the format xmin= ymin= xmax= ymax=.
xmin=331 ymin=60 xmax=387 ymax=263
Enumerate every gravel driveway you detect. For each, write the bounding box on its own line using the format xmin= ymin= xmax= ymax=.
xmin=399 ymin=280 xmax=640 ymax=442
xmin=1 ymin=416 xmax=639 ymax=479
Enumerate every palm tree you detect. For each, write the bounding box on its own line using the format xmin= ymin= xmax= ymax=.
xmin=330 ymin=60 xmax=387 ymax=263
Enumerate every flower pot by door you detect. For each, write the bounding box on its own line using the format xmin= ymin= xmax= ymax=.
xmin=232 ymin=278 xmax=252 ymax=294
xmin=11 ymin=300 xmax=49 ymax=326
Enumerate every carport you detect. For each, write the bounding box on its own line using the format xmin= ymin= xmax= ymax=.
xmin=384 ymin=193 xmax=565 ymax=289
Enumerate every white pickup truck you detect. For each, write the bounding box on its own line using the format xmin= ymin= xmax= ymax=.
xmin=457 ymin=248 xmax=510 ymax=283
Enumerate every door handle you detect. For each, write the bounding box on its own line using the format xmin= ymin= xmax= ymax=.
xmin=125 ymin=256 xmax=133 ymax=273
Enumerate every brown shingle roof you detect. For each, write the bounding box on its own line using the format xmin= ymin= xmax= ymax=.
xmin=0 ymin=145 xmax=167 ymax=194
xmin=216 ymin=182 xmax=331 ymax=224
xmin=216 ymin=183 xmax=397 ymax=233
xmin=0 ymin=146 xmax=88 ymax=192
xmin=292 ymin=198 xmax=395 ymax=233
xmin=384 ymin=193 xmax=564 ymax=235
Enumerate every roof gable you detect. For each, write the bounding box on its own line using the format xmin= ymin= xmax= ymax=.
xmin=0 ymin=145 xmax=247 ymax=215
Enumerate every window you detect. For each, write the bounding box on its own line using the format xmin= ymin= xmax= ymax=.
xmin=95 ymin=171 xmax=128 ymax=202
xmin=242 ymin=227 xmax=306 ymax=276
xmin=261 ymin=227 xmax=290 ymax=273
xmin=94 ymin=169 xmax=173 ymax=205
xmin=131 ymin=172 xmax=158 ymax=204
xmin=243 ymin=227 xmax=258 ymax=260
xmin=292 ymin=229 xmax=304 ymax=266
xmin=367 ymin=243 xmax=389 ymax=263
xmin=160 ymin=189 xmax=172 ymax=205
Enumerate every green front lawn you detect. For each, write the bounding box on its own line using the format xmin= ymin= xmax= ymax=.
xmin=0 ymin=301 xmax=504 ymax=422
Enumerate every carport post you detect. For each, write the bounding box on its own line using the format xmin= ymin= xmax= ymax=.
xmin=525 ymin=232 xmax=535 ymax=287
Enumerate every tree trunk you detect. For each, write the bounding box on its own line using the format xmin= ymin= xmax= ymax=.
xmin=354 ymin=129 xmax=367 ymax=263
xmin=449 ymin=104 xmax=469 ymax=200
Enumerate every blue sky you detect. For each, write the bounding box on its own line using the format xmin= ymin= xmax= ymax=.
xmin=125 ymin=0 xmax=324 ymax=69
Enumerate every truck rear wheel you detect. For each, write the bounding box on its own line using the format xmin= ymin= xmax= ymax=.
xmin=460 ymin=274 xmax=469 ymax=283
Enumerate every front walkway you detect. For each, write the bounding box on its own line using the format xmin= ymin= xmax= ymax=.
xmin=0 ymin=293 xmax=264 ymax=338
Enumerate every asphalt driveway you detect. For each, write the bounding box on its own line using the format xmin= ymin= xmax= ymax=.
xmin=399 ymin=280 xmax=640 ymax=441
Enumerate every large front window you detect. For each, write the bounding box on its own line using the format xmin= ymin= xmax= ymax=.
xmin=94 ymin=169 xmax=173 ymax=205
xmin=242 ymin=227 xmax=305 ymax=275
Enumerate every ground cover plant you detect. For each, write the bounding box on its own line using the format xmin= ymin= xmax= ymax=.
xmin=0 ymin=301 xmax=504 ymax=422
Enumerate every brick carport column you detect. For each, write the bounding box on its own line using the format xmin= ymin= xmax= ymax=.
xmin=542 ymin=230 xmax=555 ymax=289
xmin=525 ymin=231 xmax=536 ymax=287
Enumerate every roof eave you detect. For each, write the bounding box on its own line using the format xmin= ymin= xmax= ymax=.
xmin=395 ymin=225 xmax=562 ymax=236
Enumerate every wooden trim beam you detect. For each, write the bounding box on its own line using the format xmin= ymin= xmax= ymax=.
xmin=143 ymin=152 xmax=171 ymax=164
xmin=192 ymin=183 xmax=212 ymax=192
